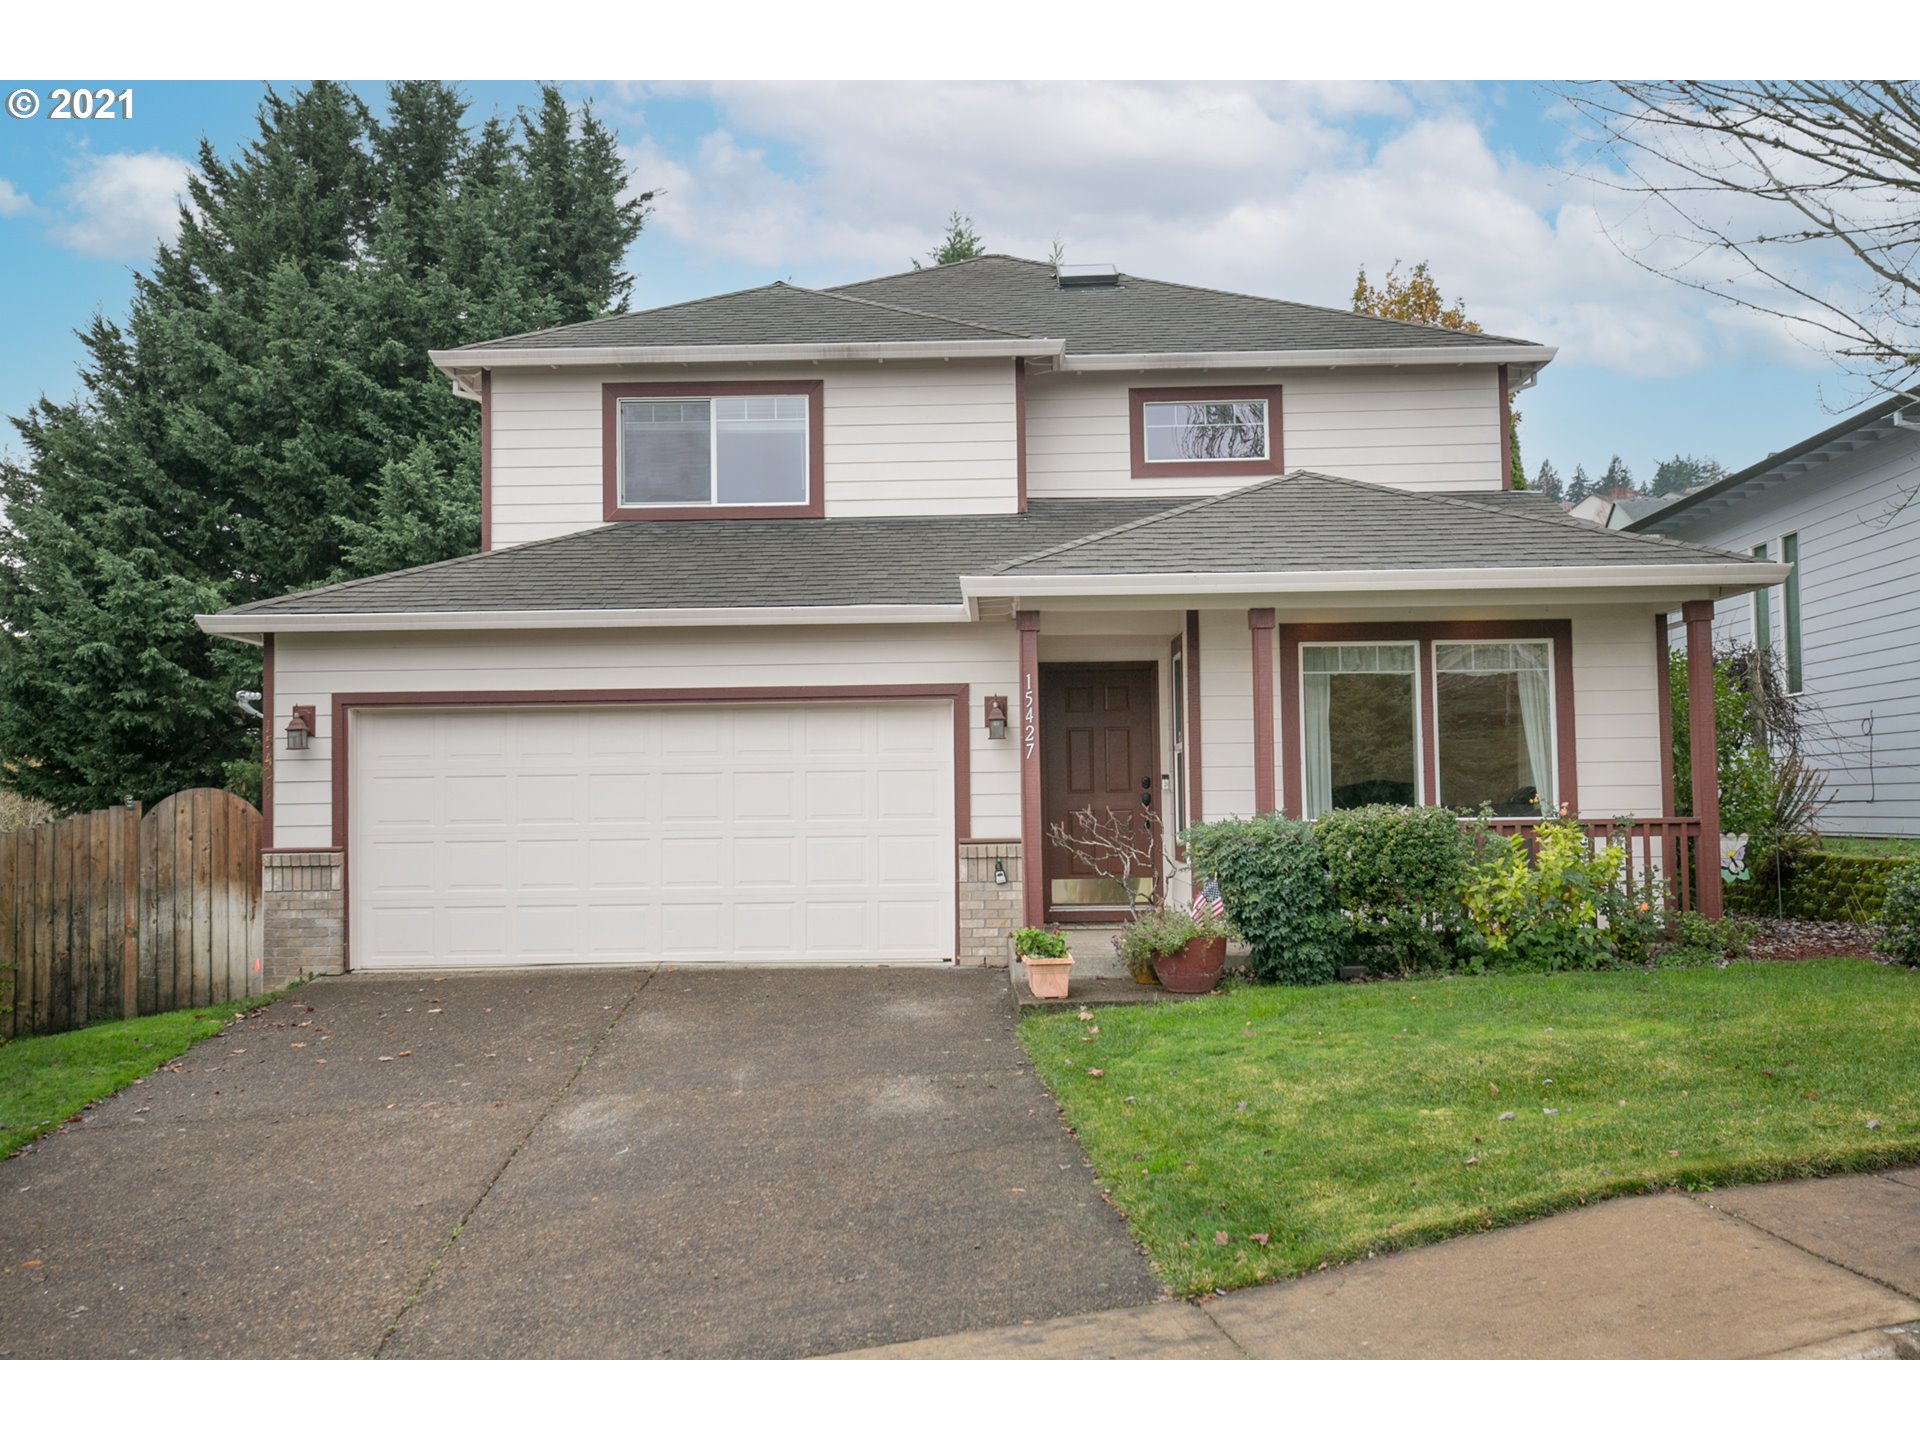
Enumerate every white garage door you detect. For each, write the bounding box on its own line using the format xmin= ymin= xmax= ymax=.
xmin=349 ymin=702 xmax=955 ymax=968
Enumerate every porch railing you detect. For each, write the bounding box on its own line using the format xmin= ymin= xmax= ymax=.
xmin=1464 ymin=815 xmax=1708 ymax=915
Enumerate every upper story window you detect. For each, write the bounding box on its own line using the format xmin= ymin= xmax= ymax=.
xmin=1128 ymin=384 xmax=1284 ymax=480
xmin=1142 ymin=399 xmax=1269 ymax=462
xmin=603 ymin=380 xmax=824 ymax=521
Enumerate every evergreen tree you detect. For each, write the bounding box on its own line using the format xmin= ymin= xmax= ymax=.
xmin=1649 ymin=453 xmax=1726 ymax=496
xmin=1565 ymin=464 xmax=1594 ymax=505
xmin=0 ymin=82 xmax=652 ymax=813
xmin=1533 ymin=459 xmax=1564 ymax=504
xmin=1599 ymin=454 xmax=1637 ymax=496
xmin=913 ymin=211 xmax=986 ymax=268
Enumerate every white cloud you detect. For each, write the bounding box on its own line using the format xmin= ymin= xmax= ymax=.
xmin=0 ymin=178 xmax=31 ymax=217
xmin=612 ymin=82 xmax=1845 ymax=378
xmin=48 ymin=150 xmax=193 ymax=260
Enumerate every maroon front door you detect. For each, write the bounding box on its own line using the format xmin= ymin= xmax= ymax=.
xmin=1040 ymin=664 xmax=1160 ymax=916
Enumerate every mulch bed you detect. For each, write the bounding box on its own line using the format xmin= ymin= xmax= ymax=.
xmin=1734 ymin=913 xmax=1882 ymax=962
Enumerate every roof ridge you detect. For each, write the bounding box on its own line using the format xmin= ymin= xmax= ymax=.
xmin=804 ymin=284 xmax=1037 ymax=339
xmin=826 ymin=253 xmax=1051 ymax=294
xmin=994 ymin=476 xmax=1293 ymax=572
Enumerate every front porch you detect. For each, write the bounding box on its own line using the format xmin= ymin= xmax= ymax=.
xmin=1008 ymin=598 xmax=1730 ymax=929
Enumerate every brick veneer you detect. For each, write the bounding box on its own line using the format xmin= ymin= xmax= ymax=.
xmin=263 ymin=851 xmax=345 ymax=987
xmin=958 ymin=841 xmax=1024 ymax=967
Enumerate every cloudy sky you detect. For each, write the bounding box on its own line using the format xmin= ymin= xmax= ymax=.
xmin=0 ymin=79 xmax=1886 ymax=485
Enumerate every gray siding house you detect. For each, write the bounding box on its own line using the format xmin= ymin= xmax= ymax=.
xmin=1626 ymin=397 xmax=1920 ymax=838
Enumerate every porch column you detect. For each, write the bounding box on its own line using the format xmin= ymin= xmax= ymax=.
xmin=1016 ymin=610 xmax=1045 ymax=928
xmin=1683 ymin=599 xmax=1724 ymax=919
xmin=1249 ymin=608 xmax=1277 ymax=814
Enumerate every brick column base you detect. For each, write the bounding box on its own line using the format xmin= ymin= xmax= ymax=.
xmin=958 ymin=842 xmax=1024 ymax=967
xmin=263 ymin=851 xmax=345 ymax=988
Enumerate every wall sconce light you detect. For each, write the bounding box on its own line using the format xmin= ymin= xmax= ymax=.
xmin=286 ymin=704 xmax=316 ymax=752
xmin=984 ymin=694 xmax=1009 ymax=740
xmin=994 ymin=858 xmax=1008 ymax=886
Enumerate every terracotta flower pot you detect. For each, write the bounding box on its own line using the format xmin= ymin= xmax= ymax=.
xmin=1021 ymin=953 xmax=1074 ymax=1001
xmin=1152 ymin=935 xmax=1226 ymax=995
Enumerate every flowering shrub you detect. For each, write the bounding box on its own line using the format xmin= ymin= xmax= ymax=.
xmin=1463 ymin=814 xmax=1626 ymax=971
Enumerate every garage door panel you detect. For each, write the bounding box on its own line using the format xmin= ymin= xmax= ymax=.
xmin=352 ymin=701 xmax=954 ymax=967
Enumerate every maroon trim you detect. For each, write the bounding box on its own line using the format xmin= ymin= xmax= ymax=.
xmin=1014 ymin=358 xmax=1028 ymax=514
xmin=1128 ymin=385 xmax=1284 ymax=481
xmin=261 ymin=634 xmax=275 ymax=848
xmin=1248 ymin=608 xmax=1277 ymax=813
xmin=1016 ymin=612 xmax=1044 ymax=928
xmin=601 ymin=380 xmax=827 ymax=522
xmin=1682 ymin=600 xmax=1723 ymax=918
xmin=1497 ymin=363 xmax=1513 ymax=492
xmin=480 ymin=369 xmax=493 ymax=552
xmin=329 ymin=684 xmax=973 ymax=970
xmin=1184 ymin=610 xmax=1204 ymax=829
xmin=1655 ymin=614 xmax=1676 ymax=818
xmin=1276 ymin=620 xmax=1578 ymax=819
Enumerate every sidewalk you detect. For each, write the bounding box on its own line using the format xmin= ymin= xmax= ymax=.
xmin=836 ymin=1168 xmax=1920 ymax=1359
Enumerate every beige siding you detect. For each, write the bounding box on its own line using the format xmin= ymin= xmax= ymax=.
xmin=269 ymin=623 xmax=1019 ymax=850
xmin=1197 ymin=609 xmax=1257 ymax=819
xmin=486 ymin=360 xmax=1019 ymax=547
xmin=1025 ymin=365 xmax=1505 ymax=499
xmin=1571 ymin=608 xmax=1666 ymax=819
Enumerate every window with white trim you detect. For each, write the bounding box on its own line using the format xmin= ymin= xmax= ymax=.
xmin=1300 ymin=643 xmax=1418 ymax=819
xmin=618 ymin=394 xmax=810 ymax=507
xmin=1433 ymin=640 xmax=1556 ymax=816
xmin=1140 ymin=398 xmax=1270 ymax=463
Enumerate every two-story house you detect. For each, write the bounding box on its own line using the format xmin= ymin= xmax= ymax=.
xmin=1623 ymin=395 xmax=1920 ymax=839
xmin=198 ymin=255 xmax=1782 ymax=980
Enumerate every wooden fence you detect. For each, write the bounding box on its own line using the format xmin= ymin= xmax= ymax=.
xmin=0 ymin=789 xmax=262 ymax=1039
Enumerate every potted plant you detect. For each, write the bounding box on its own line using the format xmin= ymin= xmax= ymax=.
xmin=1011 ymin=925 xmax=1073 ymax=1000
xmin=1125 ymin=887 xmax=1234 ymax=995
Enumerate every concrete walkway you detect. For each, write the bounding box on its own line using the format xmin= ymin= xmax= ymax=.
xmin=839 ymin=1169 xmax=1920 ymax=1359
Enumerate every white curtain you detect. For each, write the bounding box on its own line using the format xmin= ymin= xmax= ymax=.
xmin=1304 ymin=672 xmax=1333 ymax=818
xmin=1517 ymin=661 xmax=1555 ymax=812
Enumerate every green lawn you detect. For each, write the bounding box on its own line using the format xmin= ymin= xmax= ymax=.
xmin=0 ymin=990 xmax=290 ymax=1159
xmin=1019 ymin=959 xmax=1920 ymax=1295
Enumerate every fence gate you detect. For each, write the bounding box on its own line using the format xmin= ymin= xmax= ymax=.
xmin=1 ymin=789 xmax=262 ymax=1039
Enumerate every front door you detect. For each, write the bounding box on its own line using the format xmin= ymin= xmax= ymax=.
xmin=1040 ymin=664 xmax=1160 ymax=918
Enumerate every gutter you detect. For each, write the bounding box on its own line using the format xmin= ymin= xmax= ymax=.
xmin=1057 ymin=344 xmax=1556 ymax=372
xmin=431 ymin=337 xmax=1066 ymax=375
xmin=961 ymin=561 xmax=1791 ymax=599
xmin=196 ymin=602 xmax=976 ymax=638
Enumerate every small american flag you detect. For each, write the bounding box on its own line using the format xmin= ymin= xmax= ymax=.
xmin=1190 ymin=880 xmax=1225 ymax=922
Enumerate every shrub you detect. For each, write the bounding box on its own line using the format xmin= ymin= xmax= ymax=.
xmin=1011 ymin=926 xmax=1068 ymax=959
xmin=1184 ymin=815 xmax=1349 ymax=984
xmin=1116 ymin=904 xmax=1234 ymax=983
xmin=1463 ymin=814 xmax=1625 ymax=971
xmin=1879 ymin=864 xmax=1920 ymax=967
xmin=1315 ymin=806 xmax=1473 ymax=974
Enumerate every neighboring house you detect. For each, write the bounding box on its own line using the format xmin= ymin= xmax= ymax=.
xmin=196 ymin=255 xmax=1781 ymax=980
xmin=1624 ymin=395 xmax=1920 ymax=838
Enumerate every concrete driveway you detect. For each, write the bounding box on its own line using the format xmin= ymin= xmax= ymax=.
xmin=0 ymin=967 xmax=1160 ymax=1359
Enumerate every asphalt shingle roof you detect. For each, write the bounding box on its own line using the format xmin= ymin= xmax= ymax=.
xmin=997 ymin=473 xmax=1762 ymax=575
xmin=215 ymin=479 xmax=1755 ymax=623
xmin=459 ymin=281 xmax=1031 ymax=351
xmin=457 ymin=255 xmax=1540 ymax=357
